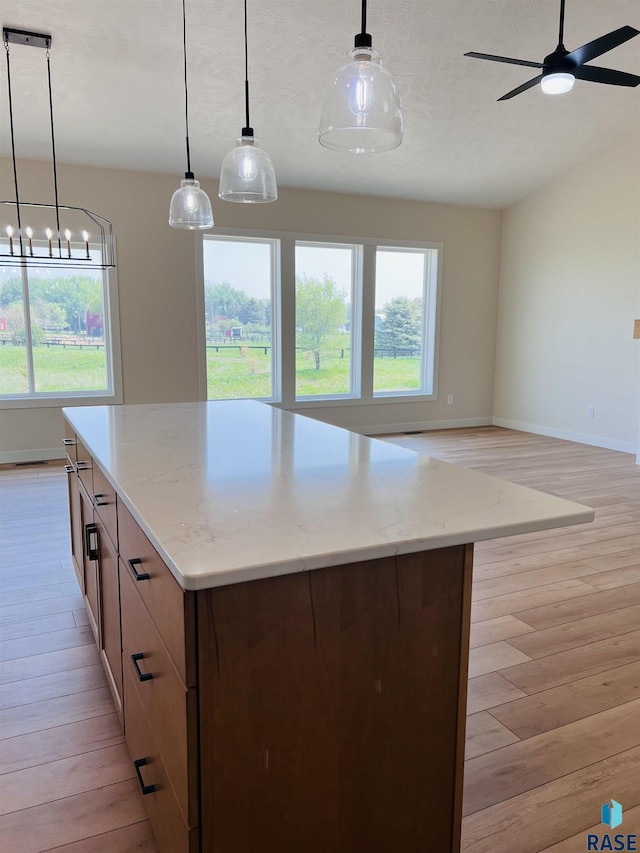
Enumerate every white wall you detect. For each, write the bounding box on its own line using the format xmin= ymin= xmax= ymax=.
xmin=0 ymin=158 xmax=502 ymax=460
xmin=493 ymin=128 xmax=640 ymax=456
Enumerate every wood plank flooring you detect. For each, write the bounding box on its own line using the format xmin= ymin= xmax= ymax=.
xmin=0 ymin=427 xmax=638 ymax=851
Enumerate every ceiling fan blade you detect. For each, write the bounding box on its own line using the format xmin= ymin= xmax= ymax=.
xmin=465 ymin=51 xmax=543 ymax=69
xmin=574 ymin=65 xmax=640 ymax=87
xmin=498 ymin=75 xmax=543 ymax=101
xmin=565 ymin=25 xmax=639 ymax=67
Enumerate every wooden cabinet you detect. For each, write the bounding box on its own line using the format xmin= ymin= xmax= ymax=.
xmin=95 ymin=512 xmax=122 ymax=720
xmin=80 ymin=484 xmax=100 ymax=645
xmin=64 ymin=428 xmax=472 ymax=853
xmin=120 ymin=564 xmax=198 ymax=829
xmin=66 ymin=464 xmax=84 ymax=594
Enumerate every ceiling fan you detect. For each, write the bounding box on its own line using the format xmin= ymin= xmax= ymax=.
xmin=465 ymin=0 xmax=640 ymax=100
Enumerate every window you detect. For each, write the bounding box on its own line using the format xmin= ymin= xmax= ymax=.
xmin=202 ymin=231 xmax=441 ymax=407
xmin=0 ymin=244 xmax=120 ymax=403
xmin=373 ymin=247 xmax=438 ymax=396
xmin=295 ymin=242 xmax=359 ymax=400
xmin=203 ymin=236 xmax=278 ymax=401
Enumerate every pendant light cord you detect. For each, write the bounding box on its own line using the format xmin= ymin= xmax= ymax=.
xmin=182 ymin=0 xmax=193 ymax=177
xmin=243 ymin=0 xmax=252 ymax=135
xmin=4 ymin=38 xmax=24 ymax=255
xmin=354 ymin=0 xmax=372 ymax=49
xmin=46 ymin=42 xmax=62 ymax=254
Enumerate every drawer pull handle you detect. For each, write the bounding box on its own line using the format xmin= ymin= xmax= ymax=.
xmin=127 ymin=557 xmax=150 ymax=582
xmin=76 ymin=460 xmax=91 ymax=471
xmin=62 ymin=438 xmax=76 ymax=446
xmin=133 ymin=758 xmax=156 ymax=795
xmin=93 ymin=493 xmax=109 ymax=507
xmin=64 ymin=464 xmax=75 ymax=474
xmin=131 ymin=652 xmax=153 ymax=682
xmin=85 ymin=523 xmax=99 ymax=561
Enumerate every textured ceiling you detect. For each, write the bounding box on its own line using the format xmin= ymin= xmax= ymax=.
xmin=1 ymin=0 xmax=639 ymax=208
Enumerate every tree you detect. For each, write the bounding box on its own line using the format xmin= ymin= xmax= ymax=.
xmin=377 ymin=296 xmax=422 ymax=350
xmin=204 ymin=282 xmax=248 ymax=323
xmin=296 ymin=274 xmax=346 ymax=370
xmin=239 ymin=297 xmax=266 ymax=327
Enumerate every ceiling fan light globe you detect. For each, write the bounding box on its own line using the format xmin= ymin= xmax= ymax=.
xmin=541 ymin=71 xmax=575 ymax=95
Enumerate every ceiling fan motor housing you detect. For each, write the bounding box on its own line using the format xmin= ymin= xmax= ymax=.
xmin=542 ymin=47 xmax=574 ymax=76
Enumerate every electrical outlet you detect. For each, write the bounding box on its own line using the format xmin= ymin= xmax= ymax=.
xmin=447 ymin=395 xmax=454 ymax=405
xmin=587 ymin=406 xmax=594 ymax=418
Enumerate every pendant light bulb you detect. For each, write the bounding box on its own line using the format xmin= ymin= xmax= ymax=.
xmin=169 ymin=0 xmax=214 ymax=230
xmin=219 ymin=0 xmax=278 ymax=204
xmin=319 ymin=1 xmax=403 ymax=153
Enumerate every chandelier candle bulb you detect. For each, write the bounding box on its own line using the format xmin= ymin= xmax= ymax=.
xmin=45 ymin=228 xmax=53 ymax=257
xmin=82 ymin=230 xmax=89 ymax=259
xmin=6 ymin=226 xmax=14 ymax=255
xmin=25 ymin=226 xmax=33 ymax=256
xmin=64 ymin=229 xmax=71 ymax=257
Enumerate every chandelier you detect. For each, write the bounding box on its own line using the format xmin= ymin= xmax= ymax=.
xmin=1 ymin=27 xmax=115 ymax=270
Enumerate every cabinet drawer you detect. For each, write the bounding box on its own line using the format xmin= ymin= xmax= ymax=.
xmin=121 ymin=565 xmax=198 ymax=827
xmin=118 ymin=502 xmax=195 ymax=686
xmin=75 ymin=437 xmax=93 ymax=496
xmin=92 ymin=462 xmax=118 ymax=550
xmin=123 ymin=665 xmax=197 ymax=853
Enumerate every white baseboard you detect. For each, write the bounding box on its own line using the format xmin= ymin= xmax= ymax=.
xmin=360 ymin=417 xmax=493 ymax=436
xmin=0 ymin=447 xmax=65 ymax=465
xmin=492 ymin=418 xmax=638 ymax=456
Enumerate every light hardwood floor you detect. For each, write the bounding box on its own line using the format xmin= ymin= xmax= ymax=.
xmin=0 ymin=427 xmax=638 ymax=852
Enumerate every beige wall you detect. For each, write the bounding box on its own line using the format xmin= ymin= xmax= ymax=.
xmin=493 ymin=128 xmax=640 ymax=454
xmin=1 ymin=158 xmax=502 ymax=459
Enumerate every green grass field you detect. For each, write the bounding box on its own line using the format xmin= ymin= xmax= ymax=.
xmin=0 ymin=342 xmax=420 ymax=399
xmin=206 ymin=345 xmax=421 ymax=399
xmin=0 ymin=345 xmax=107 ymax=393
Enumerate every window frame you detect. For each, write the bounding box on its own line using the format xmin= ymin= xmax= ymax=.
xmin=0 ymin=242 xmax=123 ymax=409
xmin=198 ymin=227 xmax=442 ymax=409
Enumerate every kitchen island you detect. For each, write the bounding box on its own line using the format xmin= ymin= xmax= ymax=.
xmin=62 ymin=401 xmax=593 ymax=853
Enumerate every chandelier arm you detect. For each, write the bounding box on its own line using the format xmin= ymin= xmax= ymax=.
xmin=4 ymin=39 xmax=25 ymax=256
xmin=46 ymin=42 xmax=63 ymax=256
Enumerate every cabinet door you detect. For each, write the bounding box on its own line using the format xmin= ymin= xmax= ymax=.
xmin=66 ymin=467 xmax=84 ymax=594
xmin=81 ymin=488 xmax=100 ymax=645
xmin=96 ymin=513 xmax=123 ymax=721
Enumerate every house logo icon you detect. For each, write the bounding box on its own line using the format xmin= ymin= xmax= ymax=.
xmin=601 ymin=800 xmax=623 ymax=830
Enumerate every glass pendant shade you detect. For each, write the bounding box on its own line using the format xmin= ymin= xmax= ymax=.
xmin=169 ymin=176 xmax=214 ymax=229
xmin=319 ymin=47 xmax=403 ymax=153
xmin=540 ymin=71 xmax=575 ymax=95
xmin=219 ymin=137 xmax=278 ymax=203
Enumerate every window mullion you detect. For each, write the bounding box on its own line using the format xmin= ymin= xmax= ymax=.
xmin=359 ymin=244 xmax=376 ymax=401
xmin=279 ymin=239 xmax=296 ymax=408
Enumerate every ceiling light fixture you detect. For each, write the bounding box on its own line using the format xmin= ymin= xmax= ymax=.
xmin=318 ymin=0 xmax=403 ymax=154
xmin=1 ymin=28 xmax=115 ymax=270
xmin=169 ymin=0 xmax=214 ymax=229
xmin=218 ymin=0 xmax=277 ymax=203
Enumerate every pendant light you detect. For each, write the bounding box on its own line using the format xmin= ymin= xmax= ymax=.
xmin=319 ymin=0 xmax=403 ymax=154
xmin=169 ymin=0 xmax=214 ymax=229
xmin=218 ymin=0 xmax=277 ymax=203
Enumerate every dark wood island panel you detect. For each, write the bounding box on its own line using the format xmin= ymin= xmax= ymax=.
xmin=197 ymin=545 xmax=473 ymax=853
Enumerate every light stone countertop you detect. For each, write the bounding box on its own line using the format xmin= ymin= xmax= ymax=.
xmin=63 ymin=401 xmax=594 ymax=591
